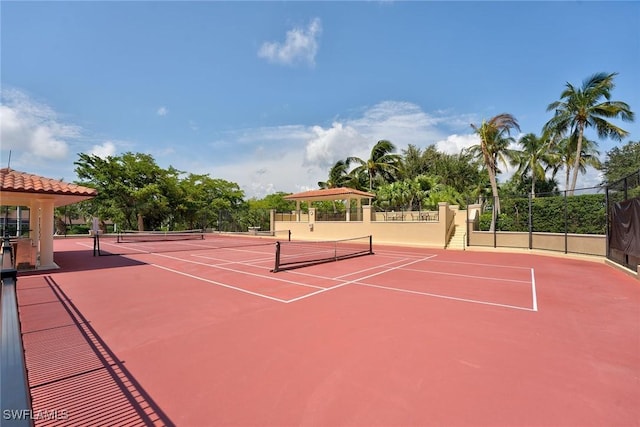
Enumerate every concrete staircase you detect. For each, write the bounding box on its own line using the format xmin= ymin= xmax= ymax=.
xmin=446 ymin=225 xmax=466 ymax=250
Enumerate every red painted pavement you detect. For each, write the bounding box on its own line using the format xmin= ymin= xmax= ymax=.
xmin=15 ymin=236 xmax=640 ymax=426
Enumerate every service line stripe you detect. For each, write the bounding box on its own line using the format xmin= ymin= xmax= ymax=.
xmin=284 ymin=255 xmax=436 ymax=304
xmin=192 ymin=253 xmax=275 ymax=266
xmin=152 ymin=253 xmax=328 ymax=290
xmin=398 ymin=267 xmax=531 ymax=285
xmin=420 ymin=259 xmax=532 ymax=270
xmin=355 ymin=282 xmax=535 ymax=312
xmin=531 ymin=268 xmax=538 ymax=312
xmin=332 ymin=257 xmax=427 ymax=280
xmin=151 ymin=264 xmax=288 ymax=303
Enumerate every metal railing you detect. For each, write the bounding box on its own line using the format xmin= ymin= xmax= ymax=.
xmin=1 ymin=234 xmax=32 ymax=426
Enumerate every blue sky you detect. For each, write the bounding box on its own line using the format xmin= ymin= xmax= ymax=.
xmin=1 ymin=1 xmax=639 ymax=197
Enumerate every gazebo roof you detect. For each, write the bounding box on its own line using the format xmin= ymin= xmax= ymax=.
xmin=0 ymin=168 xmax=97 ymax=207
xmin=284 ymin=187 xmax=375 ymax=202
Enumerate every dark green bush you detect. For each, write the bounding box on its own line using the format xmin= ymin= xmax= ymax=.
xmin=478 ymin=193 xmax=605 ymax=234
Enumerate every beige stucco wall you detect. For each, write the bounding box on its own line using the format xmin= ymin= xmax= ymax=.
xmin=275 ymin=203 xmax=455 ymax=248
xmin=467 ymin=230 xmax=605 ymax=256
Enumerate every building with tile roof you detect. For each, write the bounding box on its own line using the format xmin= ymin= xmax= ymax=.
xmin=1 ymin=168 xmax=97 ymax=270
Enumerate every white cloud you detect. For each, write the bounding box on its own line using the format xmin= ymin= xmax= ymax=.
xmin=435 ymin=133 xmax=479 ymax=155
xmin=182 ymin=101 xmax=474 ymax=198
xmin=157 ymin=106 xmax=168 ymax=116
xmin=304 ymin=122 xmax=368 ymax=169
xmin=258 ymin=18 xmax=322 ymax=67
xmin=0 ymin=89 xmax=80 ymax=160
xmin=89 ymin=141 xmax=117 ymax=158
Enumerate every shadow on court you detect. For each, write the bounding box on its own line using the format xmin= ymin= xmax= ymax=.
xmin=18 ymin=274 xmax=174 ymax=426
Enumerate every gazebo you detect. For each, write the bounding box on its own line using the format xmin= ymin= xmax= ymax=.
xmin=284 ymin=187 xmax=375 ymax=222
xmin=0 ymin=168 xmax=97 ymax=270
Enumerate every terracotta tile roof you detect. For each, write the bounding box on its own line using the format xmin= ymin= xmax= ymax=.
xmin=284 ymin=187 xmax=375 ymax=200
xmin=0 ymin=168 xmax=97 ymax=197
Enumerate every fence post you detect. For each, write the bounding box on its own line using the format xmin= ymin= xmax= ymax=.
xmin=564 ymin=190 xmax=568 ymax=254
xmin=605 ymin=186 xmax=610 ymax=260
xmin=493 ymin=196 xmax=497 ymax=248
xmin=528 ymin=193 xmax=533 ymax=250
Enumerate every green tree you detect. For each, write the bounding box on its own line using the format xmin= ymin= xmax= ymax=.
xmin=469 ymin=114 xmax=520 ymax=231
xmin=348 ymin=140 xmax=401 ymax=191
xmin=602 ymin=140 xmax=640 ymax=185
xmin=248 ymin=192 xmax=296 ymax=212
xmin=511 ymin=133 xmax=558 ymax=198
xmin=318 ymin=159 xmax=353 ymax=189
xmin=544 ymin=72 xmax=634 ymax=194
xmin=550 ymin=135 xmax=601 ymax=191
xmin=74 ymin=152 xmax=245 ymax=231
xmin=399 ymin=144 xmax=427 ymax=179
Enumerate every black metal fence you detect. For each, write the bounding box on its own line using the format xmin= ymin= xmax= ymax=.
xmin=216 ymin=209 xmax=271 ymax=233
xmin=1 ymin=235 xmax=32 ymax=425
xmin=469 ymin=186 xmax=606 ymax=255
xmin=606 ymin=170 xmax=640 ymax=272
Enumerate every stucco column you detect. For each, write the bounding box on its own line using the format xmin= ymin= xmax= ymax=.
xmin=29 ymin=201 xmax=39 ymax=242
xmin=37 ymin=199 xmax=56 ymax=269
xmin=362 ymin=205 xmax=372 ymax=224
xmin=269 ymin=209 xmax=275 ymax=232
xmin=308 ymin=207 xmax=316 ymax=232
xmin=346 ymin=199 xmax=351 ymax=222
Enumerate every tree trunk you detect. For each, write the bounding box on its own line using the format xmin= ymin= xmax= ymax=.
xmin=531 ymin=173 xmax=536 ymax=199
xmin=137 ymin=213 xmax=144 ymax=231
xmin=569 ymin=123 xmax=585 ymax=195
xmin=488 ymin=168 xmax=500 ymax=232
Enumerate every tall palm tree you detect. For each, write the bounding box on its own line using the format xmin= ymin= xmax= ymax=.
xmin=348 ymin=140 xmax=401 ymax=191
xmin=469 ymin=114 xmax=520 ymax=231
xmin=318 ymin=159 xmax=352 ymax=189
xmin=544 ymin=72 xmax=634 ymax=194
xmin=512 ymin=132 xmax=558 ymax=198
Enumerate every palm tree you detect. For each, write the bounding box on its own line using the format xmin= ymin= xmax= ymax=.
xmin=348 ymin=140 xmax=401 ymax=191
xmin=511 ymin=133 xmax=558 ymax=198
xmin=318 ymin=159 xmax=352 ymax=189
xmin=318 ymin=159 xmax=353 ymax=213
xmin=469 ymin=113 xmax=520 ymax=231
xmin=544 ymin=72 xmax=634 ymax=194
xmin=551 ymin=135 xmax=602 ymax=191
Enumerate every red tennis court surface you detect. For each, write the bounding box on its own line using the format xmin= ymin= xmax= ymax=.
xmin=16 ymin=236 xmax=640 ymax=426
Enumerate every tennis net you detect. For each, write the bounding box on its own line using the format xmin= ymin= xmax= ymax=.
xmin=272 ymin=235 xmax=373 ymax=272
xmin=116 ymin=229 xmax=205 ymax=243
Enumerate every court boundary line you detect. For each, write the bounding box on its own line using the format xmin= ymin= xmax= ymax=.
xmin=354 ymin=281 xmax=536 ymax=312
xmin=283 ymin=255 xmax=438 ymax=303
xmin=80 ymin=240 xmax=538 ymax=310
xmin=531 ymin=268 xmax=538 ymax=312
xmin=399 ymin=266 xmax=531 ymax=285
xmin=152 ymin=252 xmax=329 ymax=290
xmin=150 ymin=264 xmax=288 ymax=303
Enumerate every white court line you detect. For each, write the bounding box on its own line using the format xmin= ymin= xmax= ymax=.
xmin=355 ymin=282 xmax=535 ymax=312
xmin=192 ymin=253 xmax=275 ymax=267
xmin=417 ymin=258 xmax=532 ymax=270
xmin=284 ymin=255 xmax=436 ymax=304
xmin=399 ymin=267 xmax=531 ymax=284
xmin=150 ymin=264 xmax=288 ymax=303
xmin=531 ymin=268 xmax=538 ymax=312
xmin=284 ymin=256 xmax=419 ymax=282
xmin=85 ymin=240 xmax=538 ymax=310
xmin=152 ymin=252 xmax=328 ymax=290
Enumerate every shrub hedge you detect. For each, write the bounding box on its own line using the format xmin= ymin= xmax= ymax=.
xmin=479 ymin=193 xmax=606 ymax=235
